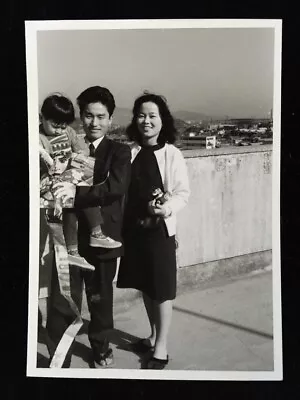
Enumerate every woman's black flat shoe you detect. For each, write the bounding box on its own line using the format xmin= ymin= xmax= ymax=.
xmin=147 ymin=355 xmax=169 ymax=370
xmin=128 ymin=339 xmax=154 ymax=354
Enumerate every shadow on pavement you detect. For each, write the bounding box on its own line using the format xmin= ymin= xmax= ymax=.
xmin=109 ymin=328 xmax=152 ymax=369
xmin=79 ymin=319 xmax=143 ymax=351
xmin=173 ymin=306 xmax=273 ymax=339
xmin=37 ymin=353 xmax=49 ymax=368
xmin=73 ymin=324 xmax=152 ymax=369
xmin=78 ymin=321 xmax=153 ymax=369
xmin=37 ymin=318 xmax=150 ymax=369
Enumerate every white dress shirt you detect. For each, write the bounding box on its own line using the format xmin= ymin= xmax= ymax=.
xmin=85 ymin=135 xmax=105 ymax=152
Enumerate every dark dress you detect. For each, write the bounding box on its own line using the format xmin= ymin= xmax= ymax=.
xmin=117 ymin=144 xmax=177 ymax=302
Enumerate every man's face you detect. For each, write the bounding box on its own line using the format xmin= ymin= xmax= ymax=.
xmin=42 ymin=117 xmax=67 ymax=137
xmin=81 ymin=102 xmax=112 ymax=142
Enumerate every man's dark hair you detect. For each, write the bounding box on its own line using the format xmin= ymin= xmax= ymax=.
xmin=77 ymin=86 xmax=116 ymax=117
xmin=127 ymin=92 xmax=177 ymax=146
xmin=41 ymin=94 xmax=75 ymax=124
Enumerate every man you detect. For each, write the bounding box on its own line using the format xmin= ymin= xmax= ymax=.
xmin=47 ymin=86 xmax=131 ymax=368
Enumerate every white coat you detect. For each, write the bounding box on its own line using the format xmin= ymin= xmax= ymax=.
xmin=131 ymin=143 xmax=190 ymax=236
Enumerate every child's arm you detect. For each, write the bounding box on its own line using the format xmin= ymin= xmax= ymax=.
xmin=74 ymin=144 xmax=131 ymax=209
xmin=39 ymin=145 xmax=54 ymax=168
xmin=66 ymin=126 xmax=89 ymax=155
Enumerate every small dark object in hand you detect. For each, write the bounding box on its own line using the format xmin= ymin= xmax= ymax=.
xmin=151 ymin=188 xmax=171 ymax=206
xmin=136 ymin=188 xmax=171 ymax=229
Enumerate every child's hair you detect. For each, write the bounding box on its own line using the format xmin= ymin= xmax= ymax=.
xmin=76 ymin=86 xmax=116 ymax=117
xmin=41 ymin=93 xmax=75 ymax=125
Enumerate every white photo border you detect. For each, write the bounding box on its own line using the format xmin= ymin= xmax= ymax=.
xmin=26 ymin=18 xmax=282 ymax=380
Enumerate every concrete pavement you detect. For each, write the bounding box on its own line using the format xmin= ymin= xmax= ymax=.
xmin=37 ymin=269 xmax=273 ymax=371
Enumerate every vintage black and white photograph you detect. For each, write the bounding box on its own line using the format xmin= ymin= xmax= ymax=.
xmin=26 ymin=19 xmax=282 ymax=379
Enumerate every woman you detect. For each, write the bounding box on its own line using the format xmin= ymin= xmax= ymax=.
xmin=117 ymin=93 xmax=190 ymax=369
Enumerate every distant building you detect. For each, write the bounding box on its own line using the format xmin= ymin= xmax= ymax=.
xmin=257 ymin=127 xmax=267 ymax=134
xmin=208 ymin=124 xmax=219 ymax=130
xmin=221 ymin=124 xmax=238 ymax=131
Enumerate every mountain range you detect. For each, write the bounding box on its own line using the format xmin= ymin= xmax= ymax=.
xmin=72 ymin=107 xmax=210 ymax=130
xmin=72 ymin=107 xmax=241 ymax=130
xmin=110 ymin=107 xmax=211 ymax=126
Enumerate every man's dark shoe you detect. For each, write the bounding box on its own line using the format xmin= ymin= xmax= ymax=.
xmin=93 ymin=348 xmax=115 ymax=368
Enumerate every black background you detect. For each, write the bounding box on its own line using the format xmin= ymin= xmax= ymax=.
xmin=2 ymin=0 xmax=299 ymax=398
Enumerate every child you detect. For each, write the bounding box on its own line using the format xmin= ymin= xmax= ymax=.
xmin=39 ymin=93 xmax=122 ymax=270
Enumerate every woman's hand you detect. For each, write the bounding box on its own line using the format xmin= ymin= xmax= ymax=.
xmin=52 ymin=181 xmax=76 ymax=205
xmin=148 ymin=200 xmax=171 ymax=217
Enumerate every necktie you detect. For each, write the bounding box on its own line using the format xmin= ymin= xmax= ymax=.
xmin=89 ymin=143 xmax=95 ymax=157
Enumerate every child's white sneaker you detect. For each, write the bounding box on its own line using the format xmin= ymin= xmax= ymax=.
xmin=67 ymin=252 xmax=95 ymax=271
xmin=89 ymin=233 xmax=122 ymax=249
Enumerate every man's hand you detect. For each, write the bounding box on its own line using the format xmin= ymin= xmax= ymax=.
xmin=52 ymin=181 xmax=76 ymax=205
xmin=77 ymin=181 xmax=90 ymax=187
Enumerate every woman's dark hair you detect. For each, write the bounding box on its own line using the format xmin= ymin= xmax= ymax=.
xmin=76 ymin=86 xmax=116 ymax=117
xmin=127 ymin=92 xmax=177 ymax=145
xmin=41 ymin=94 xmax=75 ymax=124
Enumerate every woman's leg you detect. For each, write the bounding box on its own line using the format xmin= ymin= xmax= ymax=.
xmin=142 ymin=292 xmax=156 ymax=346
xmin=153 ymin=299 xmax=173 ymax=360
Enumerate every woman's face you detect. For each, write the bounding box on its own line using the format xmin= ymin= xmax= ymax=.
xmin=136 ymin=102 xmax=162 ymax=144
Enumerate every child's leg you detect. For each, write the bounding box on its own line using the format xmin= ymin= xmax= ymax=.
xmin=62 ymin=208 xmax=79 ymax=254
xmin=82 ymin=207 xmax=104 ymax=236
xmin=62 ymin=208 xmax=95 ymax=271
xmin=83 ymin=207 xmax=122 ymax=249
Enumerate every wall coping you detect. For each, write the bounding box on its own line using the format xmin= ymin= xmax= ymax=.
xmin=182 ymin=144 xmax=272 ymax=158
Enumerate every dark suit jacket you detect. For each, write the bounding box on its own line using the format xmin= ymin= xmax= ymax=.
xmin=75 ymin=137 xmax=131 ymax=262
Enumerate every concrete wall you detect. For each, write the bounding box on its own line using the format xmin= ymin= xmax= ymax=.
xmin=176 ymin=145 xmax=272 ymax=268
xmin=38 ymin=145 xmax=272 ymax=300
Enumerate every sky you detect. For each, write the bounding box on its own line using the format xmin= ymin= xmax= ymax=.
xmin=37 ymin=28 xmax=275 ymax=119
